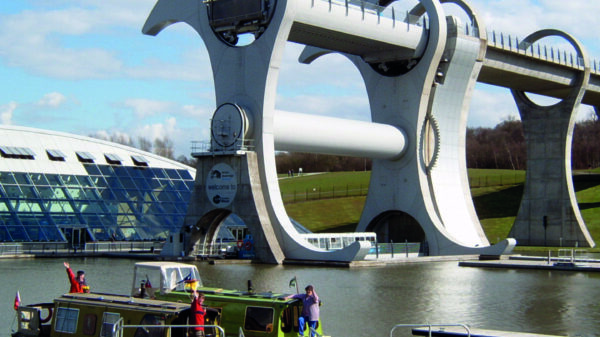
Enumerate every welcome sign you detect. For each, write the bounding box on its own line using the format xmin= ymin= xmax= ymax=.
xmin=206 ymin=163 xmax=237 ymax=207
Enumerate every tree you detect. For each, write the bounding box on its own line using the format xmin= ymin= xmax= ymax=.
xmin=154 ymin=137 xmax=174 ymax=160
xmin=137 ymin=137 xmax=153 ymax=152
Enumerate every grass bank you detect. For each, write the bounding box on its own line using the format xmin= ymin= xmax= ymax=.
xmin=279 ymin=169 xmax=600 ymax=250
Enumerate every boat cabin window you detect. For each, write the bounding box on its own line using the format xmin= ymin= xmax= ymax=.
xmin=244 ymin=306 xmax=274 ymax=332
xmin=54 ymin=307 xmax=79 ymax=333
xmin=100 ymin=312 xmax=121 ymax=337
xmin=133 ymin=314 xmax=166 ymax=337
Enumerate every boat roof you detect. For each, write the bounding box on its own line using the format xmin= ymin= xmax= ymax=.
xmin=191 ymin=287 xmax=296 ymax=304
xmin=57 ymin=293 xmax=191 ymax=313
xmin=134 ymin=261 xmax=195 ymax=268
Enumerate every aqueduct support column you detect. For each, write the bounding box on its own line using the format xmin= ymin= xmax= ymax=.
xmin=509 ymin=31 xmax=595 ymax=247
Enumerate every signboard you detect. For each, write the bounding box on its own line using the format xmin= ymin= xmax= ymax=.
xmin=206 ymin=163 xmax=237 ymax=207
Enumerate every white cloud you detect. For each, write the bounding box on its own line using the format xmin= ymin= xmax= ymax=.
xmin=37 ymin=92 xmax=67 ymax=107
xmin=123 ymin=98 xmax=173 ymax=118
xmin=0 ymin=102 xmax=17 ymax=125
xmin=468 ymin=85 xmax=518 ymax=128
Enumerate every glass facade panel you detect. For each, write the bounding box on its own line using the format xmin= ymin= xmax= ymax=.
xmin=29 ymin=173 xmax=50 ymax=186
xmin=46 ymin=174 xmax=62 ymax=186
xmin=0 ymin=164 xmax=195 ymax=242
xmin=0 ymin=173 xmax=17 ymax=185
xmin=14 ymin=173 xmax=30 ymax=185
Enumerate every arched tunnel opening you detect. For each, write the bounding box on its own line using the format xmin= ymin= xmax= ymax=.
xmin=366 ymin=211 xmax=427 ymax=254
xmin=186 ymin=210 xmax=252 ymax=257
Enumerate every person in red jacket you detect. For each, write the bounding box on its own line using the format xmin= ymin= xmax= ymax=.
xmin=190 ymin=289 xmax=206 ymax=337
xmin=63 ymin=262 xmax=89 ymax=293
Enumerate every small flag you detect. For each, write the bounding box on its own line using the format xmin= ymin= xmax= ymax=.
xmin=176 ymin=273 xmax=193 ymax=284
xmin=289 ymin=276 xmax=297 ymax=288
xmin=14 ymin=291 xmax=21 ymax=311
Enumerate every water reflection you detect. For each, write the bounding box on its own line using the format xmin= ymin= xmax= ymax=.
xmin=2 ymin=258 xmax=599 ymax=337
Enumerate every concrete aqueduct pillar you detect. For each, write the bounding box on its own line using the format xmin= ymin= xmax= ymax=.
xmin=509 ymin=30 xmax=595 ymax=247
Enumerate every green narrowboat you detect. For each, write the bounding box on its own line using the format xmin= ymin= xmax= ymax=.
xmin=131 ymin=262 xmax=327 ymax=337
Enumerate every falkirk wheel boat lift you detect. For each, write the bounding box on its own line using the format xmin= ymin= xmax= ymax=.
xmin=143 ymin=0 xmax=596 ymax=264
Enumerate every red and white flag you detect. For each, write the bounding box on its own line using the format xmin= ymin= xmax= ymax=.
xmin=13 ymin=291 xmax=21 ymax=311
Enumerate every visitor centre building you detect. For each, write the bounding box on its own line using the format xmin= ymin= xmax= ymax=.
xmin=0 ymin=125 xmax=196 ymax=244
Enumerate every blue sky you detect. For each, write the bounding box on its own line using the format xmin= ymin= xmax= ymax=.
xmin=1 ymin=0 xmax=599 ymax=158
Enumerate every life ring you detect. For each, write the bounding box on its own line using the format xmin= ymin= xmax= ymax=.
xmin=40 ymin=307 xmax=53 ymax=323
xmin=236 ymin=240 xmax=243 ymax=249
xmin=244 ymin=241 xmax=252 ymax=251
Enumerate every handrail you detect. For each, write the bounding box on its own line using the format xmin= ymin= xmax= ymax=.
xmin=310 ymin=0 xmax=598 ymax=73
xmin=390 ymin=323 xmax=471 ymax=337
xmin=121 ymin=324 xmax=226 ymax=336
xmin=310 ymin=327 xmax=325 ymax=337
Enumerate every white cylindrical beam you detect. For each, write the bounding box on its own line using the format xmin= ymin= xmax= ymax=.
xmin=273 ymin=110 xmax=407 ymax=159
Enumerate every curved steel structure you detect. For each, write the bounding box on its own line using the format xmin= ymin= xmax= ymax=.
xmin=143 ymin=0 xmax=593 ymax=263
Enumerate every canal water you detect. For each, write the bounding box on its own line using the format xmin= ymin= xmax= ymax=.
xmin=2 ymin=257 xmax=599 ymax=336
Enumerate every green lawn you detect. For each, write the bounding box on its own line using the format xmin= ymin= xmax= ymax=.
xmin=279 ymin=170 xmax=600 ymax=250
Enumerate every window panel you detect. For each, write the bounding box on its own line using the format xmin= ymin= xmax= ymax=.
xmin=15 ymin=200 xmax=43 ymax=212
xmin=40 ymin=225 xmax=63 ymax=241
xmin=84 ymin=165 xmax=102 ymax=176
xmin=77 ymin=176 xmax=94 ymax=187
xmin=113 ymin=165 xmax=130 ymax=177
xmin=133 ymin=178 xmax=151 ymax=191
xmin=119 ymin=177 xmax=136 ymax=189
xmin=14 ymin=173 xmax=30 ymax=185
xmin=99 ymin=165 xmax=115 ymax=176
xmin=7 ymin=226 xmax=29 ymax=241
xmin=83 ymin=189 xmax=100 ymax=200
xmin=4 ymin=186 xmax=22 ymax=198
xmin=178 ymin=170 xmax=193 ymax=180
xmin=105 ymin=177 xmax=123 ymax=189
xmin=0 ymin=227 xmax=12 ymax=241
xmin=61 ymin=175 xmax=80 ymax=187
xmin=0 ymin=173 xmax=17 ymax=185
xmin=52 ymin=187 xmax=67 ymax=199
xmin=36 ymin=187 xmax=54 ymax=199
xmin=165 ymin=169 xmax=181 ymax=179
xmin=91 ymin=176 xmax=108 ymax=188
xmin=244 ymin=307 xmax=274 ymax=332
xmin=128 ymin=168 xmax=143 ymax=178
xmin=46 ymin=200 xmax=74 ymax=213
xmin=23 ymin=224 xmax=47 ymax=241
xmin=21 ymin=186 xmax=38 ymax=199
xmin=131 ymin=155 xmax=149 ymax=167
xmin=76 ymin=151 xmax=95 ymax=163
xmin=151 ymin=168 xmax=167 ymax=179
xmin=66 ymin=187 xmax=84 ymax=200
xmin=55 ymin=308 xmax=79 ymax=333
xmin=29 ymin=173 xmax=50 ymax=186
xmin=46 ymin=174 xmax=62 ymax=186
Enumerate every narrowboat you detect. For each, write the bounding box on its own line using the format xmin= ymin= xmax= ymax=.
xmin=12 ymin=262 xmax=326 ymax=337
xmin=132 ymin=262 xmax=327 ymax=337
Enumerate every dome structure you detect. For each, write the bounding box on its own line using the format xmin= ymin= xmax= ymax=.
xmin=0 ymin=125 xmax=196 ymax=243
